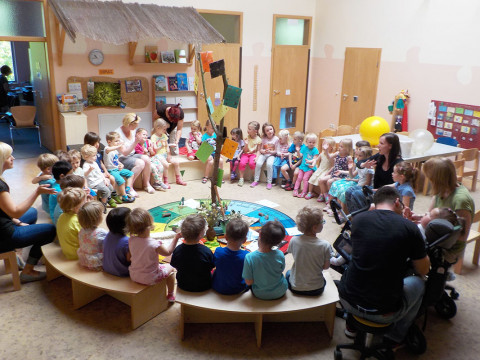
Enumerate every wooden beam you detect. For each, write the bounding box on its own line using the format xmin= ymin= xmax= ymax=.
xmin=0 ymin=36 xmax=46 ymax=42
xmin=188 ymin=44 xmax=195 ymax=64
xmin=54 ymin=17 xmax=66 ymax=66
xmin=128 ymin=42 xmax=137 ymax=65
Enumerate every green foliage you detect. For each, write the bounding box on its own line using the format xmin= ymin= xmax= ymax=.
xmin=88 ymin=82 xmax=121 ymax=107
xmin=0 ymin=41 xmax=15 ymax=81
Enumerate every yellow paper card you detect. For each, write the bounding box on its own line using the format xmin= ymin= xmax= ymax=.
xmin=220 ymin=138 xmax=239 ymax=160
xmin=194 ymin=73 xmax=199 ymax=95
xmin=211 ymin=104 xmax=229 ymax=124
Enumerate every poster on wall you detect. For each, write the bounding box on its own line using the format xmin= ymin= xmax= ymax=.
xmin=280 ymin=107 xmax=297 ymax=129
xmin=427 ymin=100 xmax=480 ymax=149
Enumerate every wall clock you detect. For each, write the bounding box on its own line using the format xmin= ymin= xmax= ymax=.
xmin=88 ymin=49 xmax=104 ymax=65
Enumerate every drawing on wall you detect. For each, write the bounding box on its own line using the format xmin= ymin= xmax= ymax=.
xmin=280 ymin=107 xmax=297 ymax=129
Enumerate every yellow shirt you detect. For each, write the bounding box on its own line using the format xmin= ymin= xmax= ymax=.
xmin=151 ymin=133 xmax=168 ymax=155
xmin=245 ymin=135 xmax=261 ymax=153
xmin=57 ymin=212 xmax=81 ymax=260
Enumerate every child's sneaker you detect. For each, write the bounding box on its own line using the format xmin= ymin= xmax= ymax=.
xmin=121 ymin=195 xmax=135 ymax=203
xmin=305 ymin=192 xmax=314 ymax=200
xmin=266 ymin=183 xmax=272 ymax=190
xmin=230 ymin=172 xmax=237 ymax=181
xmin=112 ymin=195 xmax=123 ymax=204
xmin=167 ymin=293 xmax=176 ymax=303
xmin=298 ymin=192 xmax=306 ymax=198
xmin=238 ymin=178 xmax=244 ymax=187
xmin=280 ymin=179 xmax=287 ymax=188
xmin=293 ymin=189 xmax=299 ymax=197
xmin=107 ymin=198 xmax=117 ymax=208
xmin=152 ymin=182 xmax=166 ymax=191
xmin=163 ymin=177 xmax=171 ymax=189
xmin=250 ymin=181 xmax=259 ymax=188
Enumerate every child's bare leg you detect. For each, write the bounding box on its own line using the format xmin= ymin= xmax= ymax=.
xmin=170 ymin=158 xmax=181 ymax=176
xmin=117 ymin=182 xmax=126 ymax=196
xmin=204 ymin=158 xmax=213 ymax=178
xmin=281 ymin=164 xmax=290 ymax=180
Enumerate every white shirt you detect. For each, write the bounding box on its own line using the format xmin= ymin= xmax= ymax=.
xmin=83 ymin=161 xmax=104 ymax=188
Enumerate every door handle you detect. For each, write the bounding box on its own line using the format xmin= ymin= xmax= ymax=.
xmin=200 ymin=92 xmax=204 ymax=99
xmin=273 ymin=90 xmax=280 ymax=96
xmin=343 ymin=94 xmax=348 ymax=101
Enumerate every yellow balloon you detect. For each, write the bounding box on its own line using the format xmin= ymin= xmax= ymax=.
xmin=359 ymin=116 xmax=391 ymax=146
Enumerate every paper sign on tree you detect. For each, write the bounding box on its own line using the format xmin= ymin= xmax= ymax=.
xmin=211 ymin=103 xmax=229 ymax=124
xmin=195 ymin=142 xmax=214 ymax=163
xmin=220 ymin=138 xmax=238 ymax=160
xmin=193 ymin=73 xmax=199 ymax=94
xmin=209 ymin=59 xmax=225 ymax=79
xmin=223 ymin=85 xmax=242 ymax=109
xmin=216 ymin=169 xmax=224 ymax=187
xmin=206 ymin=97 xmax=214 ymax=114
xmin=200 ymin=51 xmax=214 ymax=72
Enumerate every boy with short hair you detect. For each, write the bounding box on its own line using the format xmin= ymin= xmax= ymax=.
xmin=170 ymin=214 xmax=214 ymax=292
xmin=103 ymin=131 xmax=135 ymax=203
xmin=68 ymin=149 xmax=84 ymax=176
xmin=32 ymin=153 xmax=59 ymax=213
xmin=84 ymin=131 xmax=115 ymax=186
xmin=212 ymin=218 xmax=249 ymax=295
xmin=48 ymin=160 xmax=73 ymax=223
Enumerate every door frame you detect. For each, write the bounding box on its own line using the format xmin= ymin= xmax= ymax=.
xmin=269 ymin=14 xmax=312 ymax=132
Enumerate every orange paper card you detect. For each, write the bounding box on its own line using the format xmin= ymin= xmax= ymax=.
xmin=200 ymin=51 xmax=214 ymax=72
xmin=220 ymin=138 xmax=238 ymax=160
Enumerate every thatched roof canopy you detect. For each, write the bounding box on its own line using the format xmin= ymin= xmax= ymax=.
xmin=49 ymin=0 xmax=225 ymax=45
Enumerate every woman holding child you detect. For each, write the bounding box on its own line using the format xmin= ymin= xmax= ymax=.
xmin=0 ymin=142 xmax=56 ymax=283
xmin=114 ymin=113 xmax=155 ymax=194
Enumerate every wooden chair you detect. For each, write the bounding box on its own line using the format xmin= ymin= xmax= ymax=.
xmin=354 ymin=124 xmax=360 ymax=133
xmin=336 ymin=125 xmax=354 ymax=136
xmin=423 ymin=159 xmax=464 ymax=196
xmin=436 ymin=136 xmax=459 ymax=147
xmin=454 ymin=210 xmax=480 ymax=274
xmin=9 ymin=105 xmax=41 ymax=148
xmin=319 ymin=128 xmax=336 ymax=138
xmin=457 ymin=148 xmax=479 ymax=191
xmin=0 ymin=251 xmax=21 ymax=291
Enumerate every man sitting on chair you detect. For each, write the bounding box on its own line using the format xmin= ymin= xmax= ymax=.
xmin=337 ymin=186 xmax=430 ymax=345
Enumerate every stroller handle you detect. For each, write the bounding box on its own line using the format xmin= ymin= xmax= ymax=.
xmin=331 ymin=186 xmax=374 ymax=225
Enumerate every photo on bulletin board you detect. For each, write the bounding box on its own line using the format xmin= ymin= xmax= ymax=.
xmin=280 ymin=107 xmax=297 ymax=129
xmin=88 ymin=82 xmax=121 ymax=107
xmin=125 ymin=79 xmax=142 ymax=93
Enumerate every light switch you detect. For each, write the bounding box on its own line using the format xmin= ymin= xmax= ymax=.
xmin=286 ymin=89 xmax=290 ymax=95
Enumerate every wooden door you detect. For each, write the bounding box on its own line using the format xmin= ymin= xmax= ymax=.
xmin=197 ymin=43 xmax=241 ymax=133
xmin=29 ymin=41 xmax=55 ymax=151
xmin=270 ymin=45 xmax=309 ymax=133
xmin=339 ymin=48 xmax=382 ymax=129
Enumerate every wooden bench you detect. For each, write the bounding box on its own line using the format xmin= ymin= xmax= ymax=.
xmin=42 ymin=243 xmax=169 ymax=329
xmin=176 ymin=272 xmax=339 ymax=347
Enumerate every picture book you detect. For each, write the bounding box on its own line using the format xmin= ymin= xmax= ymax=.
xmin=145 ymin=46 xmax=159 ymax=63
xmin=154 ymin=75 xmax=167 ymax=91
xmin=155 ymin=96 xmax=167 ymax=105
xmin=168 ymin=76 xmax=178 ymax=91
xmin=161 ymin=51 xmax=175 ymax=64
xmin=188 ymin=76 xmax=195 ymax=91
xmin=223 ymin=85 xmax=243 ymax=109
xmin=200 ymin=51 xmax=214 ymax=72
xmin=176 ymin=73 xmax=188 ymax=91
xmin=209 ymin=59 xmax=225 ymax=79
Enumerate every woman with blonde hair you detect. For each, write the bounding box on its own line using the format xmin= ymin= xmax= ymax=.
xmin=0 ymin=142 xmax=56 ymax=283
xmin=114 ymin=113 xmax=155 ymax=195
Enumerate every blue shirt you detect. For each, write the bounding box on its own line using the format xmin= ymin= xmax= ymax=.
xmin=242 ymin=249 xmax=288 ymax=300
xmin=48 ymin=182 xmax=62 ymax=222
xmin=103 ymin=232 xmax=130 ymax=277
xmin=395 ymin=181 xmax=416 ymax=210
xmin=212 ymin=247 xmax=248 ymax=295
xmin=39 ymin=177 xmax=56 ymax=214
xmin=299 ymin=146 xmax=319 ymax=172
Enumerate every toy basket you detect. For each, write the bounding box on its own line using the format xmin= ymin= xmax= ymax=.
xmin=57 ymin=102 xmax=85 ymax=113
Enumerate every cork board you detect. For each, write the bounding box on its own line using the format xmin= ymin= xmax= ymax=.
xmin=67 ymin=76 xmax=149 ymax=109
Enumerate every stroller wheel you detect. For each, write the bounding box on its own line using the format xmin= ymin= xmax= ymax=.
xmin=434 ymin=292 xmax=457 ymax=319
xmin=405 ymin=323 xmax=427 ymax=355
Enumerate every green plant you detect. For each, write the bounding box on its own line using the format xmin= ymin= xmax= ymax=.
xmin=88 ymin=82 xmax=121 ymax=107
xmin=197 ymin=201 xmax=242 ymax=228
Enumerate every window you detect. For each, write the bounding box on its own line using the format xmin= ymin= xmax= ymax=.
xmin=0 ymin=41 xmax=15 ymax=82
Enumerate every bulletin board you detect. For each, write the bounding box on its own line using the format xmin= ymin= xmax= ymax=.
xmin=427 ymin=100 xmax=480 ymax=149
xmin=66 ymin=76 xmax=149 ymax=109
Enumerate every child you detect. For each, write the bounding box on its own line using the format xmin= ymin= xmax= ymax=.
xmin=81 ymin=144 xmax=116 ymax=212
xmin=237 ymin=121 xmax=261 ymax=187
xmin=68 ymin=149 xmax=84 ymax=176
xmin=186 ymin=120 xmax=202 ymax=160
xmin=242 ymin=220 xmax=288 ymax=300
xmin=170 ymin=214 xmax=215 ymax=292
xmin=305 ymin=137 xmax=336 ymax=200
xmin=212 ymin=218 xmax=249 ymax=295
xmin=103 ymin=207 xmax=132 ymax=277
xmin=283 ymin=131 xmax=305 ymax=191
xmin=201 ymin=120 xmax=224 ymax=184
xmin=136 ymin=127 xmax=165 ymax=192
xmin=150 ymin=118 xmax=186 ymax=187
xmin=54 ymin=149 xmax=70 ymax=162
xmin=287 ymin=206 xmax=331 ymax=295
xmin=127 ymin=208 xmax=179 ymax=302
xmin=53 ymin=174 xmax=90 ymax=225
xmin=318 ymin=138 xmax=353 ymax=204
xmin=77 ymin=201 xmax=107 ymax=271
xmin=251 ymin=122 xmax=278 ymax=189
xmin=48 ymin=160 xmax=73 ymax=224
xmin=293 ymin=133 xmax=319 ymax=198
xmin=272 ymin=129 xmax=291 ymax=186
xmin=134 ymin=128 xmax=156 ymax=157
xmin=228 ymin=127 xmax=244 ymax=182
xmin=103 ymin=132 xmax=136 ymax=201
xmin=84 ymin=132 xmax=115 ymax=187
xmin=392 ymin=161 xmax=417 ymax=210
xmin=32 ymin=153 xmax=58 ymax=213
xmin=57 ymin=187 xmax=86 ymax=259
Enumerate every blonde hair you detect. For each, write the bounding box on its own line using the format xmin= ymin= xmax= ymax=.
xmin=339 ymin=138 xmax=353 ymax=156
xmin=358 ymin=146 xmax=373 ymax=159
xmin=304 ymin=132 xmax=318 ymax=143
xmin=78 ymin=201 xmax=104 ymax=229
xmin=181 ymin=214 xmax=206 ymax=243
xmin=293 ymin=131 xmax=305 ymax=141
xmin=278 ymin=129 xmax=290 ymax=140
xmin=423 ymin=157 xmax=457 ymax=196
xmin=153 ymin=118 xmax=168 ymax=131
xmin=190 ymin=120 xmax=202 ymax=132
xmin=106 ymin=131 xmax=119 ymax=142
xmin=322 ymin=137 xmax=336 ymax=152
xmin=0 ymin=142 xmax=13 ymax=177
xmin=67 ymin=149 xmax=81 ymax=163
xmin=57 ymin=187 xmax=86 ymax=213
xmin=296 ymin=206 xmax=324 ymax=233
xmin=122 ymin=113 xmax=140 ymax=127
xmin=80 ymin=144 xmax=97 ymax=159
xmin=136 ymin=127 xmax=148 ymax=136
xmin=126 ymin=208 xmax=153 ymax=236
xmin=37 ymin=153 xmax=59 ymax=170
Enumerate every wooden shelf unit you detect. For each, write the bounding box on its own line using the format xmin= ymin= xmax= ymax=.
xmin=152 ymin=83 xmax=198 ymax=123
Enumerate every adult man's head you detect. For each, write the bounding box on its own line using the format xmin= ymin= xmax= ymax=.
xmin=373 ymin=186 xmax=404 ymax=214
xmin=1 ymin=65 xmax=12 ymax=76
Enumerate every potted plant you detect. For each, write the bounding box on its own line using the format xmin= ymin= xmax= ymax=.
xmin=197 ymin=201 xmax=242 ymax=242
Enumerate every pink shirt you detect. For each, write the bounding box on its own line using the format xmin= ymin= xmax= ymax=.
xmin=128 ymin=236 xmax=162 ymax=285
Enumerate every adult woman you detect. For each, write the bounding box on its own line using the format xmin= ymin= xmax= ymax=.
xmin=155 ymin=103 xmax=184 ymax=151
xmin=0 ymin=142 xmax=56 ymax=282
xmin=114 ymin=113 xmax=155 ymax=194
xmin=423 ymin=157 xmax=475 ymax=271
xmin=345 ymin=132 xmax=403 ymax=212
xmin=0 ymin=65 xmax=12 ymax=112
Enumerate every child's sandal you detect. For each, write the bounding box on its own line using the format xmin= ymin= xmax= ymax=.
xmin=202 ymin=177 xmax=208 ymax=184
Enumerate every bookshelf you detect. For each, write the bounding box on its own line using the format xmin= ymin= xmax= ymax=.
xmin=152 ymin=79 xmax=197 ymax=123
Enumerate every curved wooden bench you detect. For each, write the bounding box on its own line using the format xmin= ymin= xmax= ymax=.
xmin=42 ymin=243 xmax=169 ymax=329
xmin=176 ymin=272 xmax=339 ymax=347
